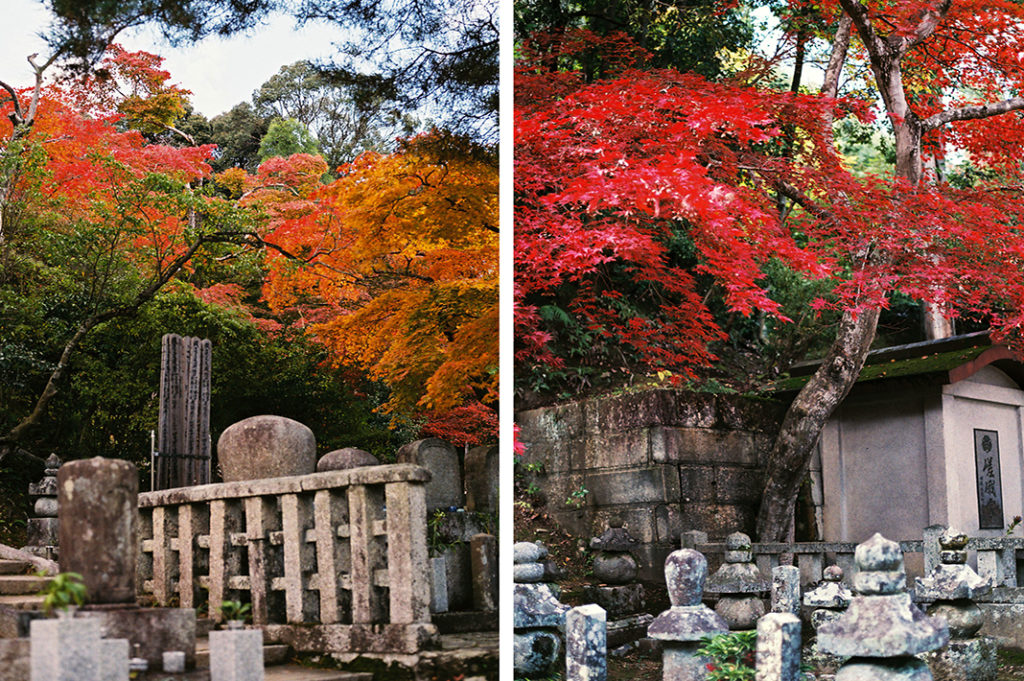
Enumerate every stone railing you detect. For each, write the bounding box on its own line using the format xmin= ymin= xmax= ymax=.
xmin=137 ymin=464 xmax=438 ymax=654
xmin=683 ymin=529 xmax=1024 ymax=590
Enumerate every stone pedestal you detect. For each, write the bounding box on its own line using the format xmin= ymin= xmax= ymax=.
xmin=58 ymin=458 xmax=138 ymax=604
xmin=648 ymin=549 xmax=729 ymax=681
xmin=818 ymin=534 xmax=948 ymax=681
xmin=704 ymin=532 xmax=768 ymax=630
xmin=78 ymin=607 xmax=197 ymax=669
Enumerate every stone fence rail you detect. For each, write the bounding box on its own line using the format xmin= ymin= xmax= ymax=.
xmin=136 ymin=464 xmax=438 ymax=654
xmin=683 ymin=529 xmax=1024 ymax=593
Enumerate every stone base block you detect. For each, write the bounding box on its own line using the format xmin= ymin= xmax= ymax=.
xmin=263 ymin=622 xmax=440 ymax=654
xmin=31 ymin=617 xmax=101 ymax=681
xmin=662 ymin=643 xmax=713 ymax=681
xmin=77 ymin=607 xmax=196 ymax=669
xmin=921 ymin=636 xmax=997 ymax=681
xmin=0 ymin=639 xmax=29 ymax=681
xmin=433 ymin=610 xmax=499 ymax=634
xmin=514 ymin=630 xmax=561 ymax=678
xmin=978 ymin=602 xmax=1024 ymax=650
xmin=607 ymin=613 xmax=654 ymax=649
xmin=582 ymin=583 xmax=645 ymax=617
xmin=836 ymin=656 xmax=932 ymax=681
xmin=99 ymin=638 xmax=129 ymax=681
xmin=210 ymin=628 xmax=264 ymax=681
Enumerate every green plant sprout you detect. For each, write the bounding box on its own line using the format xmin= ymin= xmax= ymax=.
xmin=565 ymin=485 xmax=589 ymax=509
xmin=38 ymin=571 xmax=88 ymax=616
xmin=219 ymin=599 xmax=252 ymax=623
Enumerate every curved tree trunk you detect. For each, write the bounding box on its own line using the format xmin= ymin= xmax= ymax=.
xmin=756 ymin=307 xmax=880 ymax=541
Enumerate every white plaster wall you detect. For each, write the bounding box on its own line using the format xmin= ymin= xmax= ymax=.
xmin=820 ymin=366 xmax=1024 ymax=546
xmin=820 ymin=393 xmax=930 ymax=543
xmin=942 ymin=368 xmax=1024 ymax=536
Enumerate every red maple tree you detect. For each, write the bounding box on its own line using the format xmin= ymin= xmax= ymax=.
xmin=516 ymin=2 xmax=1024 ymax=539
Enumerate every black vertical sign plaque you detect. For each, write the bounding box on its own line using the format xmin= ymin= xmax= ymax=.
xmin=974 ymin=429 xmax=1004 ymax=530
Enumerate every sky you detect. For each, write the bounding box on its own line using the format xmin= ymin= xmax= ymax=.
xmin=1 ymin=0 xmax=347 ymax=117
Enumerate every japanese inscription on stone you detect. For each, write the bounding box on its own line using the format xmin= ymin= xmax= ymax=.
xmin=974 ymin=429 xmax=1004 ymax=530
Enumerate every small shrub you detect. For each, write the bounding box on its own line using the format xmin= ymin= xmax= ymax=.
xmin=698 ymin=630 xmax=757 ymax=681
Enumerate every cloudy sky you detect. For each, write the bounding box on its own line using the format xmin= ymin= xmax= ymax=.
xmin=1 ymin=0 xmax=346 ymax=117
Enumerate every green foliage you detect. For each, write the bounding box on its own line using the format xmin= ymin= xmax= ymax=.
xmin=565 ymin=485 xmax=589 ymax=509
xmin=697 ymin=631 xmax=758 ymax=681
xmin=38 ymin=572 xmax=88 ymax=615
xmin=258 ymin=118 xmax=321 ymax=162
xmin=219 ymin=599 xmax=252 ymax=622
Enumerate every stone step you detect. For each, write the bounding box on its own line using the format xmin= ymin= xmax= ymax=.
xmin=0 ymin=562 xmax=29 ymax=576
xmin=0 ymin=595 xmax=45 ymax=610
xmin=195 ymin=636 xmax=292 ymax=667
xmin=0 ymin=576 xmax=50 ymax=596
xmin=263 ymin=667 xmax=373 ymax=681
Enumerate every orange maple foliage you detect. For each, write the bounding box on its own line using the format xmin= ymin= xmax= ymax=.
xmin=257 ymin=133 xmax=498 ymax=419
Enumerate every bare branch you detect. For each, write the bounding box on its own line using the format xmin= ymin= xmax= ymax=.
xmin=921 ymin=96 xmax=1024 ymax=131
xmin=907 ymin=0 xmax=952 ymax=51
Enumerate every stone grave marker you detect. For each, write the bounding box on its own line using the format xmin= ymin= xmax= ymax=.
xmin=396 ymin=438 xmax=464 ymax=511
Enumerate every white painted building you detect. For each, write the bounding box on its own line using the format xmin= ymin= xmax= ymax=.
xmin=787 ymin=332 xmax=1024 ymax=545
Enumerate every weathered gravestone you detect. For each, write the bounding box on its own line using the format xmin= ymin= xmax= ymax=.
xmin=396 ymin=438 xmax=464 ymax=511
xmin=915 ymin=527 xmax=997 ymax=681
xmin=566 ymin=604 xmax=607 ymax=681
xmin=465 ymin=444 xmax=498 ymax=512
xmin=647 ymin=548 xmax=728 ymax=681
xmin=59 ymin=457 xmax=196 ymax=668
xmin=817 ymin=533 xmax=948 ymax=681
xmin=316 ymin=447 xmax=379 ymax=472
xmin=24 ymin=454 xmax=60 ymax=560
xmin=704 ymin=532 xmax=768 ymax=630
xmin=514 ymin=542 xmax=569 ymax=678
xmin=582 ymin=520 xmax=652 ymax=652
xmin=157 ymin=334 xmax=212 ymax=489
xmin=755 ymin=612 xmax=801 ymax=681
xmin=58 ymin=458 xmax=138 ymax=604
xmin=217 ymin=415 xmax=316 ymax=482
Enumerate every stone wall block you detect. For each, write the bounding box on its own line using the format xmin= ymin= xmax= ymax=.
xmin=677 ymin=503 xmax=756 ymax=539
xmin=678 ymin=466 xmax=717 ymax=503
xmin=585 ymin=467 xmax=680 ymax=507
xmin=716 ymin=395 xmax=786 ymax=432
xmin=653 ymin=428 xmax=760 ymax=466
xmin=517 ymin=402 xmax=585 ymax=443
xmin=584 ymin=429 xmax=652 ymax=470
xmin=715 ymin=468 xmax=765 ymax=505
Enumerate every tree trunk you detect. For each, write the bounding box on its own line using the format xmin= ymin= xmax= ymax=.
xmin=756 ymin=307 xmax=880 ymax=540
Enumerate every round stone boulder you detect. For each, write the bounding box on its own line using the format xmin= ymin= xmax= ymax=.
xmin=316 ymin=447 xmax=379 ymax=472
xmin=217 ymin=415 xmax=316 ymax=482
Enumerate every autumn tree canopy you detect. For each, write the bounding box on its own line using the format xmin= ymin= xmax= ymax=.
xmin=516 ymin=1 xmax=1024 ymax=539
